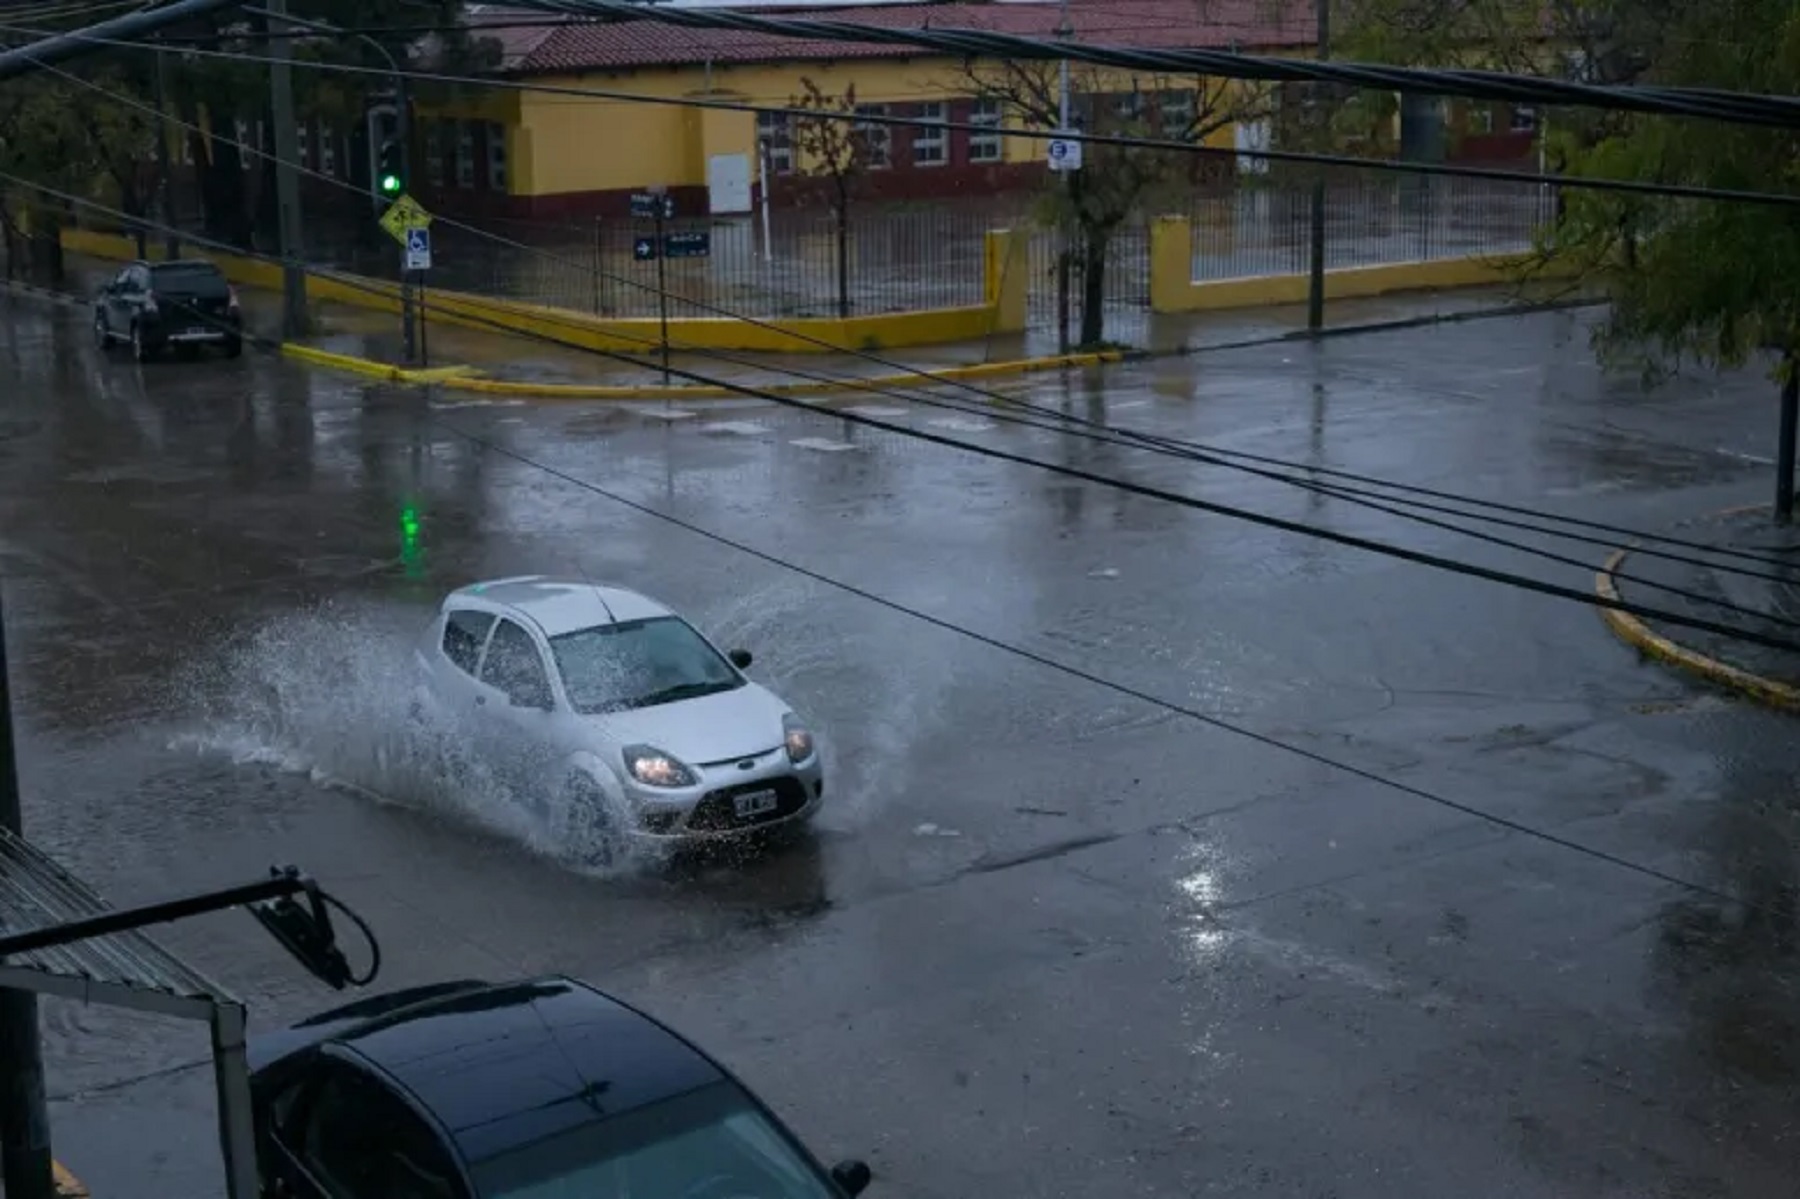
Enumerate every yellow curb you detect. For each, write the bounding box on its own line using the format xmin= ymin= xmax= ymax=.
xmin=1596 ymin=546 xmax=1800 ymax=711
xmin=278 ymin=343 xmax=1121 ymax=402
xmin=55 ymin=1161 xmax=89 ymax=1198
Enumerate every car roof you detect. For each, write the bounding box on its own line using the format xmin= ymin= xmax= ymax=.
xmin=331 ymin=976 xmax=726 ymax=1165
xmin=445 ymin=576 xmax=674 ymax=637
xmin=149 ymin=259 xmax=223 ymax=273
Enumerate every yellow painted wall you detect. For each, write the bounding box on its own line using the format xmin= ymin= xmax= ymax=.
xmin=510 ymin=59 xmax=1281 ymax=197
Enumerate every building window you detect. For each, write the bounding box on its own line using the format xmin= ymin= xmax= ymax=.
xmin=319 ymin=122 xmax=337 ymax=177
xmin=1158 ymin=90 xmax=1196 ymax=135
xmin=757 ymin=110 xmax=793 ymax=174
xmin=235 ymin=119 xmax=254 ymax=170
xmin=485 ymin=122 xmax=507 ymax=191
xmin=455 ymin=121 xmax=476 ymax=187
xmin=1113 ymin=90 xmax=1145 ymax=124
xmin=1467 ymin=104 xmax=1494 ymax=134
xmin=425 ymin=123 xmax=444 ymax=188
xmin=295 ymin=122 xmax=308 ymax=169
xmin=912 ymin=101 xmax=946 ymax=166
xmin=969 ymin=96 xmax=1003 ymax=163
xmin=1510 ymin=104 xmax=1538 ymax=132
xmin=853 ymin=104 xmax=890 ymax=168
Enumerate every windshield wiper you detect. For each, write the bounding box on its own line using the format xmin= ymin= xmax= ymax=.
xmin=632 ymin=681 xmax=733 ymax=708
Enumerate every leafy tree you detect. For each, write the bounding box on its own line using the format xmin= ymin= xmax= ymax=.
xmin=788 ymin=78 xmax=875 ymax=319
xmin=963 ymin=63 xmax=1257 ymax=348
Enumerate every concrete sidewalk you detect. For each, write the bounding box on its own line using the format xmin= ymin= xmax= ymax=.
xmin=1602 ymin=505 xmax=1800 ymax=702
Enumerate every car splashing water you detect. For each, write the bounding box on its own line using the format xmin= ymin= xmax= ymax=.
xmin=163 ymin=599 xmax=599 ymax=866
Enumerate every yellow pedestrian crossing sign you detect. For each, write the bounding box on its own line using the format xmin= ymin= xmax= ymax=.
xmin=379 ymin=194 xmax=433 ymax=244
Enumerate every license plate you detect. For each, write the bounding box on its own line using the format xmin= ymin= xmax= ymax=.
xmin=733 ymin=789 xmax=778 ymax=818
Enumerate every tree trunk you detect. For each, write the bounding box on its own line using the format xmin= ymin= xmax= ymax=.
xmin=1777 ymin=353 xmax=1798 ymax=524
xmin=1077 ymin=227 xmax=1110 ymax=348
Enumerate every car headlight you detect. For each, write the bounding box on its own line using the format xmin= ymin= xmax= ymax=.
xmin=783 ymin=714 xmax=815 ymax=764
xmin=623 ymin=744 xmax=697 ymax=788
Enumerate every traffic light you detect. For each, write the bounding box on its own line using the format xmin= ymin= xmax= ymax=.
xmin=376 ymin=140 xmax=403 ymax=199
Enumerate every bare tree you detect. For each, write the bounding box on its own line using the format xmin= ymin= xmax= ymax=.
xmin=965 ymin=63 xmax=1260 ymax=347
xmin=789 ymin=77 xmax=877 ymax=319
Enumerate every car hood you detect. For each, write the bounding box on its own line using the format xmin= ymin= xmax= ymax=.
xmin=591 ymin=682 xmax=791 ymax=765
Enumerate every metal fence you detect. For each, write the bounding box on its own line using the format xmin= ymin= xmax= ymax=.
xmin=1191 ymin=173 xmax=1555 ymax=280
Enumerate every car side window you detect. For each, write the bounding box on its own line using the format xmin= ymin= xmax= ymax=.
xmin=480 ymin=619 xmax=554 ymax=710
xmin=441 ymin=610 xmax=496 ymax=676
xmin=300 ymin=1067 xmax=462 ymax=1199
xmin=129 ymin=266 xmax=148 ymax=290
xmin=111 ymin=267 xmax=132 ymax=291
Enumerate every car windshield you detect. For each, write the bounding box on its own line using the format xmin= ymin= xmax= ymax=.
xmin=549 ymin=616 xmax=744 ymax=714
xmin=472 ymin=1080 xmax=839 ymax=1199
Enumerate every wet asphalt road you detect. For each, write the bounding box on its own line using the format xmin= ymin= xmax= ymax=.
xmin=2 ymin=294 xmax=1798 ymax=1198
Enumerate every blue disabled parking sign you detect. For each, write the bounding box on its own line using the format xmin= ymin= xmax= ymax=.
xmin=404 ymin=226 xmax=432 ymax=271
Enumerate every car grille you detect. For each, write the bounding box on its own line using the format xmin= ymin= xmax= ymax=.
xmin=686 ymin=777 xmax=809 ymax=833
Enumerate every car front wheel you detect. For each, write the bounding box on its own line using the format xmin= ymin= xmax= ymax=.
xmin=556 ymin=774 xmax=620 ymax=869
xmin=130 ymin=322 xmax=154 ymax=364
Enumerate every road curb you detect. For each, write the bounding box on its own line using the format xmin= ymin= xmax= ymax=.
xmin=1596 ymin=541 xmax=1800 ymax=712
xmin=277 ymin=342 xmax=1124 ymax=401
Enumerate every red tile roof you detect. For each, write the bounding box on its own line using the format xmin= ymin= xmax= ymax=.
xmin=472 ymin=0 xmax=1316 ymax=77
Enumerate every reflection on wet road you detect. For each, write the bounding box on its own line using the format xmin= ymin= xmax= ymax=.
xmin=2 ymin=295 xmax=1796 ymax=1197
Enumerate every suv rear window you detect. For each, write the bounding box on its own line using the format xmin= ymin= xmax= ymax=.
xmin=151 ymin=262 xmax=229 ymax=297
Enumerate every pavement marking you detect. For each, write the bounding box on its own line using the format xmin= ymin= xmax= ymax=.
xmin=928 ymin=417 xmax=997 ymax=433
xmin=702 ymin=420 xmax=771 ymax=436
xmin=1596 ymin=544 xmax=1800 ymax=712
xmin=844 ymin=404 xmax=911 ymax=418
xmin=55 ymin=1161 xmax=89 ymax=1199
xmin=1108 ymin=399 xmax=1152 ymax=410
xmin=1715 ymin=448 xmax=1777 ymax=465
xmin=790 ymin=437 xmax=862 ymax=453
xmin=631 ymin=407 xmax=696 ymax=421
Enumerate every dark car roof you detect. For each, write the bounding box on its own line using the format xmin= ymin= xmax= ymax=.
xmin=262 ymin=976 xmax=726 ymax=1166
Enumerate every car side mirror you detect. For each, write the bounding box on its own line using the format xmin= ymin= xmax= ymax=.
xmin=729 ymin=649 xmax=753 ymax=670
xmin=830 ymin=1161 xmax=871 ymax=1196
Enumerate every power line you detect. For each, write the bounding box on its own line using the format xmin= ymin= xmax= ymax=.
xmin=33 ymin=167 xmax=1800 ymax=657
xmin=7 ymin=24 xmax=1800 ymax=209
xmin=516 ymin=0 xmax=1800 ymax=129
xmin=26 ymin=52 xmax=1800 ymax=596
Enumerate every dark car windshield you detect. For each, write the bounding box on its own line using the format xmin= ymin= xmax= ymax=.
xmin=151 ymin=263 xmax=229 ymax=297
xmin=548 ymin=616 xmax=743 ymax=714
xmin=472 ymin=1080 xmax=838 ymax=1199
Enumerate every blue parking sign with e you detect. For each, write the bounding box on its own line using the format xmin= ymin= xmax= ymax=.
xmin=407 ymin=228 xmax=429 ymax=252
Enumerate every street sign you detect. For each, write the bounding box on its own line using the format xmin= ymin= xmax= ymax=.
xmin=379 ymin=193 xmax=434 ymax=243
xmin=630 ymin=192 xmax=676 ymax=220
xmin=633 ymin=236 xmax=658 ymax=261
xmin=1047 ymin=135 xmax=1083 ymax=172
xmin=404 ymin=226 xmax=432 ymax=271
xmin=663 ymin=231 xmax=711 ymax=260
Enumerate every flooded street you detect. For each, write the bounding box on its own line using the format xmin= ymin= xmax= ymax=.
xmin=1 ymin=295 xmax=1796 ymax=1197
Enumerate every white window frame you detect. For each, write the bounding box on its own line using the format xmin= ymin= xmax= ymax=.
xmin=912 ymin=101 xmax=946 ymax=166
xmin=485 ymin=121 xmax=507 ymax=191
xmin=756 ymin=110 xmax=793 ymax=174
xmin=319 ymin=122 xmax=337 ymax=176
xmin=969 ymin=96 xmax=1003 ymax=163
xmin=455 ymin=121 xmax=476 ymax=187
xmin=424 ymin=124 xmax=445 ymax=188
xmin=1159 ymin=90 xmax=1196 ymax=135
xmin=1510 ymin=104 xmax=1539 ymax=132
xmin=1468 ymin=104 xmax=1494 ymax=134
xmin=853 ymin=103 xmax=890 ymax=169
xmin=1114 ymin=90 xmax=1145 ymax=123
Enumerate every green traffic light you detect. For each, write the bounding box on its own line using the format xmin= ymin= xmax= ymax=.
xmin=380 ymin=173 xmax=402 ymax=195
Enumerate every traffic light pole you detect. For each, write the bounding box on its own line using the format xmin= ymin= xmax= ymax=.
xmin=396 ymin=72 xmax=417 ymax=366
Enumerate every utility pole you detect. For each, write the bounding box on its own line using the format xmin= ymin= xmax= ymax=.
xmin=1056 ymin=0 xmax=1072 ymax=355
xmin=153 ymin=35 xmax=179 ymax=259
xmin=396 ymin=71 xmax=418 ymax=365
xmin=267 ymin=0 xmax=308 ymax=337
xmin=0 ymin=587 xmax=55 ymax=1199
xmin=1306 ymin=0 xmax=1330 ymax=332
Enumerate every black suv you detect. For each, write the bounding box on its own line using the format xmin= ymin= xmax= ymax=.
xmin=94 ymin=259 xmax=243 ymax=361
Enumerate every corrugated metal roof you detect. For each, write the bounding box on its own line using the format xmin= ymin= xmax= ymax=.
xmin=0 ymin=827 xmax=234 ymax=1009
xmin=472 ymin=0 xmax=1315 ymax=77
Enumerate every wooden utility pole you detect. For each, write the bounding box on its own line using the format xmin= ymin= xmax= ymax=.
xmin=1306 ymin=0 xmax=1330 ymax=332
xmin=268 ymin=0 xmax=308 ymax=336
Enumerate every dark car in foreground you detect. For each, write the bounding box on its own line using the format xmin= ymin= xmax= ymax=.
xmin=249 ymin=976 xmax=873 ymax=1199
xmin=93 ymin=258 xmax=243 ymax=361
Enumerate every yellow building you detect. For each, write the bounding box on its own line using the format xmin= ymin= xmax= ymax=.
xmin=415 ymin=0 xmax=1315 ymax=220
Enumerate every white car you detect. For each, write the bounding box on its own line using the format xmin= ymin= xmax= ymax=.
xmin=411 ymin=576 xmax=823 ymax=862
